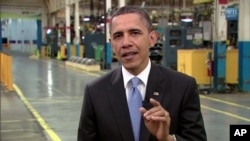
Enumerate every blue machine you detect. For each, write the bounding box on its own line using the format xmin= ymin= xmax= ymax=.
xmin=162 ymin=26 xmax=203 ymax=70
xmin=162 ymin=27 xmax=186 ymax=70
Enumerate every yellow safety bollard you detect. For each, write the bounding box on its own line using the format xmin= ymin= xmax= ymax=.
xmin=0 ymin=52 xmax=13 ymax=91
xmin=57 ymin=50 xmax=61 ymax=60
xmin=80 ymin=45 xmax=84 ymax=57
xmin=0 ymin=53 xmax=3 ymax=83
xmin=41 ymin=46 xmax=45 ymax=58
xmin=36 ymin=49 xmax=40 ymax=58
xmin=60 ymin=45 xmax=67 ymax=59
xmin=6 ymin=54 xmax=13 ymax=90
xmin=0 ymin=53 xmax=6 ymax=85
xmin=71 ymin=45 xmax=76 ymax=57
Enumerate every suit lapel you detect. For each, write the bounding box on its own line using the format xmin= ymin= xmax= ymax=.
xmin=107 ymin=68 xmax=134 ymax=141
xmin=140 ymin=64 xmax=166 ymax=141
xmin=146 ymin=64 xmax=166 ymax=103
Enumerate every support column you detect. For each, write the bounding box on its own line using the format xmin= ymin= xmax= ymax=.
xmin=118 ymin=0 xmax=126 ymax=7
xmin=105 ymin=0 xmax=112 ymax=69
xmin=238 ymin=0 xmax=250 ymax=92
xmin=65 ymin=0 xmax=71 ymax=59
xmin=213 ymin=0 xmax=227 ymax=92
xmin=74 ymin=0 xmax=80 ymax=57
xmin=37 ymin=20 xmax=42 ymax=52
xmin=52 ymin=14 xmax=56 ymax=27
xmin=42 ymin=6 xmax=48 ymax=45
xmin=183 ymin=0 xmax=186 ymax=9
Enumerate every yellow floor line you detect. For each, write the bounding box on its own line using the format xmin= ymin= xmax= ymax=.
xmin=13 ymin=84 xmax=61 ymax=141
xmin=200 ymin=95 xmax=250 ymax=110
xmin=201 ymin=105 xmax=250 ymax=122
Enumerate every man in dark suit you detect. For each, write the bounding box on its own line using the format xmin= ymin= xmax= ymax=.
xmin=77 ymin=6 xmax=207 ymax=141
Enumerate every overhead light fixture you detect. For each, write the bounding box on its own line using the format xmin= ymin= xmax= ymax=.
xmin=100 ymin=23 xmax=105 ymax=27
xmin=46 ymin=29 xmax=52 ymax=34
xmin=83 ymin=17 xmax=90 ymax=22
xmin=181 ymin=18 xmax=193 ymax=22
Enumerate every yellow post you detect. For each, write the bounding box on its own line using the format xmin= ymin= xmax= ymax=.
xmin=6 ymin=54 xmax=13 ymax=90
xmin=60 ymin=45 xmax=67 ymax=59
xmin=70 ymin=45 xmax=76 ymax=56
xmin=0 ymin=53 xmax=13 ymax=91
xmin=36 ymin=49 xmax=40 ymax=58
xmin=57 ymin=50 xmax=61 ymax=60
xmin=80 ymin=45 xmax=85 ymax=57
xmin=0 ymin=53 xmax=3 ymax=83
xmin=41 ymin=46 xmax=45 ymax=58
xmin=1 ymin=53 xmax=6 ymax=85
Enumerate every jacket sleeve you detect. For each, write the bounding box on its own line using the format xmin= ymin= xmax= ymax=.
xmin=77 ymin=84 xmax=99 ymax=141
xmin=175 ymin=78 xmax=207 ymax=141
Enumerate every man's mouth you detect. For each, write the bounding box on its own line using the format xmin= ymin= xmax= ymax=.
xmin=122 ymin=52 xmax=137 ymax=60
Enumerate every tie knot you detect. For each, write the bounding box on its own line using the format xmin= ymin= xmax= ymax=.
xmin=131 ymin=77 xmax=140 ymax=88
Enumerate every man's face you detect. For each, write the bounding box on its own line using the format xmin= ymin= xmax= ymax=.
xmin=109 ymin=13 xmax=157 ymax=75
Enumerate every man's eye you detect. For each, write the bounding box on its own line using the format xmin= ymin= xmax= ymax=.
xmin=114 ymin=35 xmax=121 ymax=39
xmin=131 ymin=31 xmax=140 ymax=35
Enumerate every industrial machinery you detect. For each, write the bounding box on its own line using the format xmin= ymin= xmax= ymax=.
xmin=45 ymin=28 xmax=59 ymax=58
xmin=162 ymin=26 xmax=204 ymax=70
xmin=162 ymin=26 xmax=186 ymax=70
xmin=150 ymin=39 xmax=163 ymax=64
xmin=83 ymin=32 xmax=105 ymax=59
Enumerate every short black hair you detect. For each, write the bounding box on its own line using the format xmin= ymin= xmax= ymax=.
xmin=109 ymin=6 xmax=153 ymax=32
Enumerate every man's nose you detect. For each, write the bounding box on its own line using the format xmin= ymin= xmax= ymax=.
xmin=121 ymin=34 xmax=132 ymax=48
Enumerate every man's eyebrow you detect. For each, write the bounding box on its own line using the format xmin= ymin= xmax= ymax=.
xmin=129 ymin=28 xmax=142 ymax=32
xmin=112 ymin=31 xmax=123 ymax=36
xmin=112 ymin=28 xmax=143 ymax=36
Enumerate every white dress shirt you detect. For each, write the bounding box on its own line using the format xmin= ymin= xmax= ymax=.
xmin=122 ymin=60 xmax=151 ymax=101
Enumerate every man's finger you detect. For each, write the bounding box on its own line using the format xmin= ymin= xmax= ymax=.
xmin=149 ymin=98 xmax=160 ymax=107
xmin=140 ymin=107 xmax=147 ymax=115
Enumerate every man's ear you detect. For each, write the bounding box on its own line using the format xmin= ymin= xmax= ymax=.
xmin=109 ymin=39 xmax=115 ymax=53
xmin=150 ymin=30 xmax=158 ymax=47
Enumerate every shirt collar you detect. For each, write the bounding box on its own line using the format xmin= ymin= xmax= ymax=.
xmin=122 ymin=60 xmax=151 ymax=88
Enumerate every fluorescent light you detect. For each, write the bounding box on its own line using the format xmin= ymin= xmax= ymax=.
xmin=83 ymin=17 xmax=90 ymax=22
xmin=46 ymin=29 xmax=52 ymax=34
xmin=181 ymin=18 xmax=193 ymax=22
xmin=100 ymin=23 xmax=104 ymax=27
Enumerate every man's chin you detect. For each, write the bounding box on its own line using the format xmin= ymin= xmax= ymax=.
xmin=123 ymin=62 xmax=140 ymax=71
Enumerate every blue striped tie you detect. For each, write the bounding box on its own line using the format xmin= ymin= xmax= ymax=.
xmin=128 ymin=77 xmax=142 ymax=141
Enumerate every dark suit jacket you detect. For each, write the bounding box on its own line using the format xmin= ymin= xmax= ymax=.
xmin=78 ymin=64 xmax=207 ymax=141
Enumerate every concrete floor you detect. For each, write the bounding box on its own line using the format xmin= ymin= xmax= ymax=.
xmin=1 ymin=85 xmax=47 ymax=141
xmin=1 ymin=50 xmax=250 ymax=141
